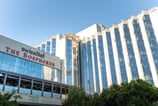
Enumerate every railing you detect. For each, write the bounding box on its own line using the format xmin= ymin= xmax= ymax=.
xmin=0 ymin=70 xmax=70 ymax=99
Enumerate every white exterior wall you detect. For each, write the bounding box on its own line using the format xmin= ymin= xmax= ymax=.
xmin=76 ymin=24 xmax=105 ymax=40
xmin=150 ymin=7 xmax=158 ymax=43
xmin=149 ymin=7 xmax=158 ymax=86
xmin=139 ymin=12 xmax=158 ymax=87
xmin=55 ymin=34 xmax=67 ymax=83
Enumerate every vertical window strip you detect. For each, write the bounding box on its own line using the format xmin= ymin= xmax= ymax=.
xmin=114 ymin=28 xmax=128 ymax=82
xmin=87 ymin=41 xmax=94 ymax=94
xmin=92 ymin=39 xmax=100 ymax=93
xmin=143 ymin=15 xmax=158 ymax=72
xmin=106 ymin=32 xmax=117 ymax=85
xmin=123 ymin=24 xmax=139 ymax=80
xmin=98 ymin=36 xmax=108 ymax=88
xmin=133 ymin=19 xmax=153 ymax=84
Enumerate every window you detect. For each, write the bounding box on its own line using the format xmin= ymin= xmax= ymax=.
xmin=66 ymin=39 xmax=72 ymax=72
xmin=51 ymin=39 xmax=56 ymax=56
xmin=0 ymin=73 xmax=5 ymax=85
xmin=33 ymin=81 xmax=42 ymax=90
xmin=53 ymin=85 xmax=60 ymax=93
xmin=143 ymin=14 xmax=158 ymax=71
xmin=92 ymin=39 xmax=100 ymax=93
xmin=106 ymin=32 xmax=117 ymax=84
xmin=6 ymin=75 xmax=19 ymax=87
xmin=87 ymin=41 xmax=94 ymax=94
xmin=46 ymin=41 xmax=50 ymax=53
xmin=114 ymin=28 xmax=128 ymax=82
xmin=133 ymin=19 xmax=153 ymax=84
xmin=123 ymin=24 xmax=139 ymax=80
xmin=44 ymin=83 xmax=51 ymax=92
xmin=20 ymin=78 xmax=31 ymax=89
xmin=98 ymin=36 xmax=108 ymax=88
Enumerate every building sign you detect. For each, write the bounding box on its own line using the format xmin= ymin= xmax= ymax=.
xmin=0 ymin=35 xmax=61 ymax=70
xmin=22 ymin=47 xmax=44 ymax=58
xmin=5 ymin=46 xmax=55 ymax=68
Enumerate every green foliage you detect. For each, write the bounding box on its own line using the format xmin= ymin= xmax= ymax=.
xmin=63 ymin=86 xmax=86 ymax=106
xmin=0 ymin=90 xmax=21 ymax=106
xmin=63 ymin=79 xmax=158 ymax=106
xmin=63 ymin=86 xmax=102 ymax=106
xmin=100 ymin=79 xmax=158 ymax=106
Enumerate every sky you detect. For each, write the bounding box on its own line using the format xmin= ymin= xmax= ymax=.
xmin=0 ymin=0 xmax=158 ymax=46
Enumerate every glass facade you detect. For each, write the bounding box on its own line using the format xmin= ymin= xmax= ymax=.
xmin=92 ymin=39 xmax=100 ymax=93
xmin=67 ymin=75 xmax=72 ymax=85
xmin=87 ymin=41 xmax=94 ymax=94
xmin=66 ymin=39 xmax=72 ymax=72
xmin=66 ymin=39 xmax=72 ymax=85
xmin=114 ymin=28 xmax=128 ymax=83
xmin=98 ymin=36 xmax=108 ymax=88
xmin=123 ymin=24 xmax=139 ymax=80
xmin=0 ymin=71 xmax=69 ymax=99
xmin=106 ymin=32 xmax=117 ymax=84
xmin=46 ymin=41 xmax=50 ymax=53
xmin=143 ymin=15 xmax=158 ymax=72
xmin=133 ymin=19 xmax=153 ymax=84
xmin=51 ymin=39 xmax=56 ymax=56
xmin=73 ymin=47 xmax=79 ymax=86
xmin=0 ymin=52 xmax=61 ymax=82
xmin=41 ymin=44 xmax=45 ymax=52
xmin=81 ymin=43 xmax=89 ymax=94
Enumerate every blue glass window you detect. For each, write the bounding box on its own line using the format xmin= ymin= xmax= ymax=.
xmin=46 ymin=41 xmax=50 ymax=53
xmin=143 ymin=15 xmax=158 ymax=72
xmin=41 ymin=44 xmax=45 ymax=52
xmin=51 ymin=39 xmax=56 ymax=56
xmin=133 ymin=19 xmax=153 ymax=84
xmin=114 ymin=28 xmax=128 ymax=83
xmin=123 ymin=24 xmax=139 ymax=80
xmin=0 ymin=52 xmax=57 ymax=82
xmin=81 ymin=43 xmax=89 ymax=94
xmin=66 ymin=39 xmax=72 ymax=72
xmin=98 ymin=36 xmax=108 ymax=88
xmin=92 ymin=39 xmax=100 ymax=93
xmin=106 ymin=32 xmax=117 ymax=84
xmin=67 ymin=75 xmax=72 ymax=85
xmin=87 ymin=41 xmax=94 ymax=94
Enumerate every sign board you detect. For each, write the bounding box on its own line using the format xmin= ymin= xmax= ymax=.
xmin=0 ymin=35 xmax=61 ymax=70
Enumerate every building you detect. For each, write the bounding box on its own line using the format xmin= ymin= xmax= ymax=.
xmin=35 ymin=34 xmax=80 ymax=87
xmin=1 ymin=7 xmax=158 ymax=100
xmin=0 ymin=35 xmax=70 ymax=106
xmin=77 ymin=7 xmax=158 ymax=94
xmin=36 ymin=7 xmax=158 ymax=95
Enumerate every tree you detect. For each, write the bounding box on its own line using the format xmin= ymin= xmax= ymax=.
xmin=63 ymin=87 xmax=102 ymax=106
xmin=100 ymin=79 xmax=158 ymax=106
xmin=90 ymin=93 xmax=102 ymax=106
xmin=63 ymin=86 xmax=87 ymax=106
xmin=63 ymin=79 xmax=158 ymax=106
xmin=0 ymin=90 xmax=21 ymax=106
